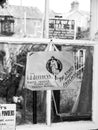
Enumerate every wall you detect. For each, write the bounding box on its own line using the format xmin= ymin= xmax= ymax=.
xmin=14 ymin=18 xmax=43 ymax=38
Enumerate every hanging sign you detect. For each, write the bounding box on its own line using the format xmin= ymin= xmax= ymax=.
xmin=25 ymin=51 xmax=76 ymax=90
xmin=0 ymin=104 xmax=16 ymax=130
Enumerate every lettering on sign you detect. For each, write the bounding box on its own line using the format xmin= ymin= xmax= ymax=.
xmin=0 ymin=104 xmax=16 ymax=130
xmin=2 ymin=110 xmax=14 ymax=116
xmin=55 ymin=66 xmax=76 ymax=88
xmin=25 ymin=51 xmax=76 ymax=90
xmin=49 ymin=19 xmax=75 ymax=39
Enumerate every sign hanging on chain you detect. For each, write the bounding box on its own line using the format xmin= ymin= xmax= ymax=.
xmin=25 ymin=50 xmax=76 ymax=90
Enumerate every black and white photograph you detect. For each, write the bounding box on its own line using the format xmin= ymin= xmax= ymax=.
xmin=0 ymin=0 xmax=98 ymax=130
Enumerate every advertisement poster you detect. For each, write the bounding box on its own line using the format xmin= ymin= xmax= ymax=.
xmin=0 ymin=104 xmax=16 ymax=130
xmin=25 ymin=51 xmax=76 ymax=90
xmin=49 ymin=19 xmax=75 ymax=39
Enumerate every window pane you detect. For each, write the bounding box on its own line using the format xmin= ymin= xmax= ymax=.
xmin=0 ymin=43 xmax=93 ymax=125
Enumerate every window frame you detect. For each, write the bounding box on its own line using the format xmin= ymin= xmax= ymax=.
xmin=18 ymin=39 xmax=98 ymax=130
xmin=0 ymin=37 xmax=98 ymax=130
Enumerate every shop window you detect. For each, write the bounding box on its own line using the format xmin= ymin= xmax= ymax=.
xmin=0 ymin=40 xmax=98 ymax=130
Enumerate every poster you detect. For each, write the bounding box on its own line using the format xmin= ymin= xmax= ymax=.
xmin=49 ymin=19 xmax=75 ymax=39
xmin=25 ymin=51 xmax=76 ymax=90
xmin=0 ymin=104 xmax=16 ymax=130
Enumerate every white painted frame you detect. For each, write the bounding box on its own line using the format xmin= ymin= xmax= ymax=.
xmin=0 ymin=37 xmax=98 ymax=130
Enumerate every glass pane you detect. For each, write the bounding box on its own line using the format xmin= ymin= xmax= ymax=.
xmin=49 ymin=0 xmax=90 ymax=40
xmin=51 ymin=45 xmax=93 ymax=123
xmin=0 ymin=43 xmax=47 ymax=125
xmin=0 ymin=43 xmax=93 ymax=125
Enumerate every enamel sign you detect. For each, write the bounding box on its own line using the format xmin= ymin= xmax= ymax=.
xmin=25 ymin=51 xmax=76 ymax=90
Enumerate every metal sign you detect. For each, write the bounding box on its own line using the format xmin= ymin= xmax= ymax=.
xmin=25 ymin=51 xmax=76 ymax=90
xmin=0 ymin=104 xmax=16 ymax=130
xmin=49 ymin=19 xmax=75 ymax=39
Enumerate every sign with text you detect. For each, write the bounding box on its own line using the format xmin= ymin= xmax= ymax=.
xmin=25 ymin=51 xmax=76 ymax=90
xmin=49 ymin=19 xmax=75 ymax=39
xmin=0 ymin=104 xmax=16 ymax=130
